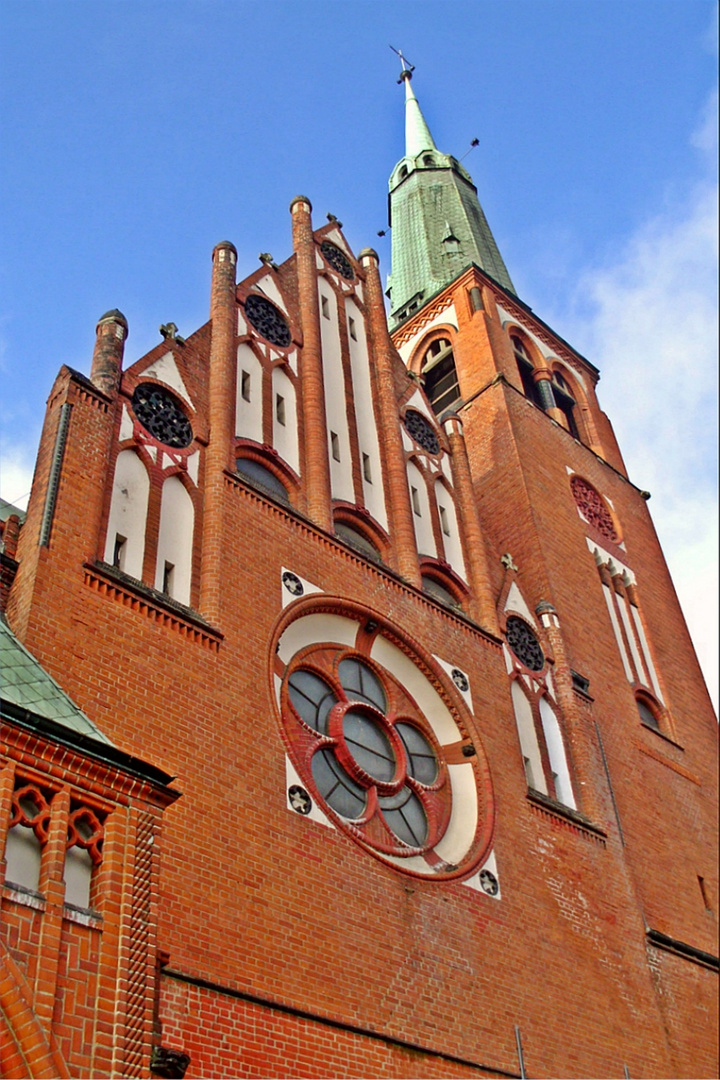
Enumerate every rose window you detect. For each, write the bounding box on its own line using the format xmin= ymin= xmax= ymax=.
xmin=403 ymin=410 xmax=440 ymax=455
xmin=320 ymin=241 xmax=355 ymax=280
xmin=273 ymin=601 xmax=495 ymax=880
xmin=570 ymin=476 xmax=619 ymax=543
xmin=244 ymin=294 xmax=292 ymax=347
xmin=285 ymin=651 xmax=447 ymax=852
xmin=132 ymin=384 xmax=193 ymax=448
xmin=506 ymin=616 xmax=545 ymax=672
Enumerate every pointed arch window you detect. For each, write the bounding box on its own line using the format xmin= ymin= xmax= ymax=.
xmin=422 ymin=338 xmax=461 ymax=416
xmin=552 ymin=370 xmax=580 ymax=439
xmin=511 ymin=336 xmax=543 ymax=407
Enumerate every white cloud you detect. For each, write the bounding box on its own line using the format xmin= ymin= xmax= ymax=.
xmin=559 ymin=90 xmax=718 ymax=712
xmin=0 ymin=441 xmax=34 ymax=512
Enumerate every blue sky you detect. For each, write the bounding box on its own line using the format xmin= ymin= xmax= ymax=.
xmin=1 ymin=0 xmax=717 ymax=706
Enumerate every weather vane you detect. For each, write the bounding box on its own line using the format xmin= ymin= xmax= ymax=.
xmin=389 ymin=45 xmax=415 ymax=83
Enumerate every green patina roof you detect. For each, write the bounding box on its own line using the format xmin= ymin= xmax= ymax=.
xmin=388 ymin=73 xmax=515 ymax=326
xmin=0 ymin=619 xmax=112 ymax=744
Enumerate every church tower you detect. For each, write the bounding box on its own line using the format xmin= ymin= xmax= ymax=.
xmin=1 ymin=63 xmax=717 ymax=1080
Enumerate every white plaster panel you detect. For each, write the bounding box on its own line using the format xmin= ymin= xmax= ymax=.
xmin=142 ymin=352 xmax=192 ymax=406
xmin=325 ymin=228 xmax=352 ymax=257
xmin=433 ymin=655 xmax=473 ymax=712
xmin=407 ymin=460 xmax=436 ymax=558
xmin=103 ymin=450 xmax=149 ymax=578
xmin=145 ymin=446 xmax=157 ymax=463
xmin=154 ymin=476 xmax=194 ymax=605
xmin=586 ymin=539 xmax=636 ymax=583
xmin=441 ymin=455 xmax=452 ymax=482
xmin=318 ymin=281 xmax=354 ymax=502
xmin=161 ymin=453 xmax=174 ymax=472
xmin=255 ymin=273 xmax=289 ymax=315
xmin=397 ymin=303 xmax=459 ymax=364
xmin=277 ymin=613 xmax=358 ymax=664
xmin=433 ymin=763 xmax=477 ymax=864
xmin=381 ymin=852 xmax=435 ymax=875
xmin=511 ymin=681 xmax=547 ymax=795
xmin=502 ymin=644 xmax=514 ymax=675
xmin=602 ymin=584 xmax=634 ymax=683
xmin=272 ymin=367 xmax=300 ymax=474
xmin=287 ymin=349 xmax=298 ymax=376
xmin=238 ymin=311 xmax=247 ymax=335
xmin=286 ymin=756 xmax=334 ymax=829
xmin=539 ymin=697 xmax=575 ymax=809
xmin=545 ymin=668 xmax=556 ymax=700
xmin=345 ymin=297 xmax=388 ymax=530
xmin=355 ymin=282 xmax=364 ymax=304
xmin=186 ymin=450 xmax=199 ymax=485
xmin=463 ymin=848 xmax=501 ymax=898
xmin=617 ymin=595 xmax=648 ymax=686
xmin=504 ymin=582 xmax=537 ymax=626
xmin=401 ymin=429 xmax=413 ymax=453
xmin=280 ymin=569 xmax=323 ymax=609
xmin=370 ymin=637 xmax=460 ymax=745
xmin=119 ymin=403 xmax=133 ymax=442
xmin=435 ymin=480 xmax=466 ymax=580
xmin=631 ymin=607 xmax=665 ymax=703
xmin=236 ymin=344 xmax=264 ymax=443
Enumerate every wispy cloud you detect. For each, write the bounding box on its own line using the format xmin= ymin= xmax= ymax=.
xmin=560 ymin=90 xmax=718 ymax=711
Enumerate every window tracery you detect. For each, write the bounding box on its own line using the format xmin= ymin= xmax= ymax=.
xmin=571 ymin=477 xmax=619 ymax=543
xmin=421 ymin=338 xmax=461 ymax=416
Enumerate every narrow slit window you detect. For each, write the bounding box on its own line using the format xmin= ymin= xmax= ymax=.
xmin=241 ymin=370 xmax=251 ymax=402
xmin=321 ymin=295 xmax=330 ymax=319
xmin=331 ymin=432 xmax=340 ymax=462
xmin=162 ymin=561 xmax=175 ymax=596
xmin=348 ymin=317 xmax=357 ymax=341
xmin=362 ymin=453 xmax=372 ymax=483
xmin=276 ymin=394 xmax=286 ymax=426
xmin=439 ymin=505 xmax=450 ymax=536
xmin=411 ymin=486 xmax=421 ymax=516
xmin=113 ymin=535 xmax=127 ymax=570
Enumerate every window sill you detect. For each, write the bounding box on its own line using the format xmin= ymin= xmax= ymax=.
xmin=526 ymin=789 xmax=607 ymax=842
xmin=63 ymin=902 xmax=103 ymax=928
xmin=2 ymin=882 xmax=46 ymax=911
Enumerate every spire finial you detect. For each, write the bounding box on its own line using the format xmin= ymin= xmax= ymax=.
xmin=389 ymin=45 xmax=415 ymax=84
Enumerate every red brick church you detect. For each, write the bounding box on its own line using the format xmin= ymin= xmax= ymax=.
xmin=1 ymin=66 xmax=717 ymax=1078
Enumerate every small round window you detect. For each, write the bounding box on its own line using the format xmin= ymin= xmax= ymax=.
xmin=132 ymin=384 xmax=193 ymax=448
xmin=320 ymin=241 xmax=354 ymax=281
xmin=506 ymin=616 xmax=545 ymax=672
xmin=244 ymin=295 xmax=292 ymax=347
xmin=404 ymin=410 xmax=440 ymax=455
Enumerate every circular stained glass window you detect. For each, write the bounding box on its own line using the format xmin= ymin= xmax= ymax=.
xmin=275 ymin=603 xmax=495 ymax=880
xmin=284 ymin=650 xmax=444 ymax=848
xmin=320 ymin=241 xmax=354 ymax=280
xmin=505 ymin=616 xmax=545 ymax=672
xmin=404 ymin=410 xmax=440 ymax=455
xmin=244 ymin=294 xmax=292 ymax=347
xmin=132 ymin=384 xmax=193 ymax=448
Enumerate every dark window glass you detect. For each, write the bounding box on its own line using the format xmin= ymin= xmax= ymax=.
xmin=338 ymin=659 xmax=386 ymax=711
xmin=378 ymin=787 xmax=428 ymax=847
xmin=335 ymin=522 xmax=380 ymax=561
xmin=236 ymin=458 xmax=288 ymax=503
xmin=288 ymin=670 xmax=337 ymax=733
xmin=312 ymin=749 xmax=367 ymax=819
xmin=421 ymin=575 xmax=458 ymax=608
xmin=552 ymin=374 xmax=580 ymax=439
xmin=422 ymin=339 xmax=461 ymax=416
xmin=396 ymin=723 xmax=438 ymax=784
xmin=342 ymin=710 xmax=396 ymax=782
xmin=637 ymin=699 xmax=660 ymax=731
xmin=511 ymin=337 xmax=543 ymax=407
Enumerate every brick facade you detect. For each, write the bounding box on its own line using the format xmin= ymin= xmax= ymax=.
xmin=1 ymin=187 xmax=717 ymax=1078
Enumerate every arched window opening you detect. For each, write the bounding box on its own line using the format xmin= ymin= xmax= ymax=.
xmin=421 ymin=573 xmax=462 ymax=610
xmin=236 ymin=457 xmax=289 ymax=504
xmin=511 ymin=336 xmax=542 ymax=407
xmin=423 ymin=154 xmax=434 ymax=166
xmin=64 ymin=805 xmax=104 ymax=910
xmin=552 ymin=370 xmax=580 ymax=439
xmin=335 ymin=521 xmax=381 ymax=562
xmin=103 ymin=450 xmax=150 ymax=578
xmin=5 ymin=784 xmax=51 ymax=893
xmin=399 ymin=164 xmax=408 ymax=180
xmin=636 ymin=694 xmax=662 ymax=733
xmin=422 ymin=338 xmax=461 ymax=416
xmin=155 ymin=476 xmax=194 ymax=606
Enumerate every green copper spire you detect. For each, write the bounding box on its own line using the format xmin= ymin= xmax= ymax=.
xmin=387 ymin=67 xmax=515 ymax=327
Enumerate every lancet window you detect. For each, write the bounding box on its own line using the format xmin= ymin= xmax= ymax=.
xmin=421 ymin=338 xmax=461 ymax=416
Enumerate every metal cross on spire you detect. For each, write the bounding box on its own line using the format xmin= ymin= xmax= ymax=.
xmin=389 ymin=45 xmax=415 ymax=83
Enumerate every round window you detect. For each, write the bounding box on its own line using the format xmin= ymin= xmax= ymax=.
xmin=274 ymin=602 xmax=494 ymax=880
xmin=244 ymin=295 xmax=292 ymax=347
xmin=131 ymin=384 xmax=193 ymax=448
xmin=505 ymin=616 xmax=545 ymax=672
xmin=320 ymin=241 xmax=355 ymax=280
xmin=570 ymin=476 xmax=619 ymax=543
xmin=404 ymin=410 xmax=440 ymax=455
